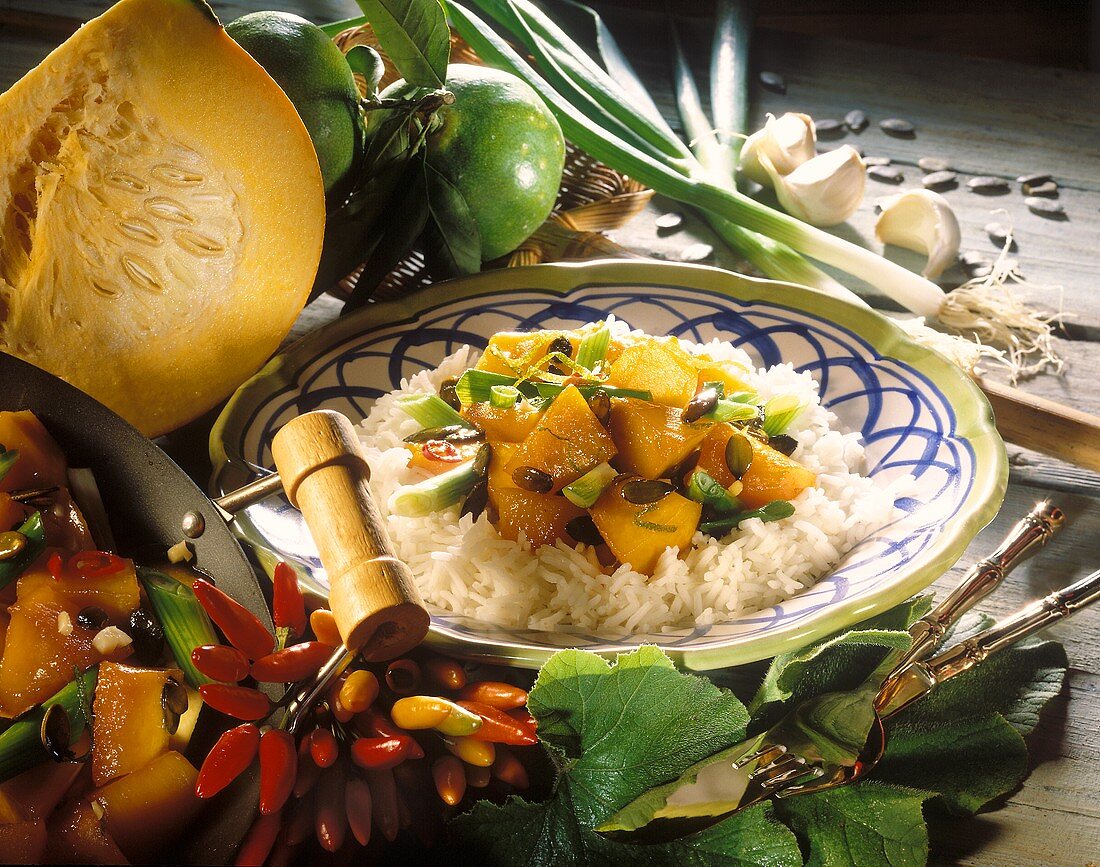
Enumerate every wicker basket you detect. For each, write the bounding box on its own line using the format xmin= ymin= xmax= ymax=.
xmin=331 ymin=26 xmax=652 ymax=300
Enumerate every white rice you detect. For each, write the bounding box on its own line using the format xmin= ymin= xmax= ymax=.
xmin=357 ymin=323 xmax=907 ymax=636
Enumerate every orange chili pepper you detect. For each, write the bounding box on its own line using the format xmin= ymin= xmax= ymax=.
xmin=272 ymin=562 xmax=307 ymax=637
xmin=457 ymin=680 xmax=528 ymax=710
xmin=199 ymin=683 xmax=272 ymax=721
xmin=193 ymin=578 xmax=274 ymax=660
xmin=196 ymin=723 xmax=260 ymax=799
xmin=466 ymin=764 xmax=491 ymax=788
xmin=459 ymin=700 xmax=538 ymax=746
xmin=338 ymin=669 xmax=379 ymax=714
xmin=350 ymin=736 xmax=407 ymax=771
xmin=422 ymin=656 xmax=468 ymax=691
xmin=492 ymin=744 xmax=530 ymax=789
xmin=431 ymin=755 xmax=466 ymax=806
xmin=309 ymin=608 xmax=342 ymax=647
xmin=258 ymin=729 xmax=296 ymax=815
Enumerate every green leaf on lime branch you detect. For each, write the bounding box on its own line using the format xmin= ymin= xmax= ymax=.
xmin=355 ymin=0 xmax=450 ymax=88
xmin=423 ymin=159 xmax=482 ymax=277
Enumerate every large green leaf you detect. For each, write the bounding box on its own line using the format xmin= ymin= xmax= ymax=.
xmin=423 ymin=159 xmax=481 ymax=278
xmin=355 ymin=0 xmax=450 ymax=87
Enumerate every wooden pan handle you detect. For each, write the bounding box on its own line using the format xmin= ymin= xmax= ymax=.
xmin=980 ymin=378 xmax=1100 ymax=474
xmin=270 ymin=410 xmax=429 ymax=660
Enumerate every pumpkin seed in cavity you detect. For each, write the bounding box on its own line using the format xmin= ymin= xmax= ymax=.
xmin=918 ymin=156 xmax=950 ymax=173
xmin=162 ymin=679 xmax=188 ymax=735
xmin=1025 ymin=197 xmax=1065 ymax=217
xmin=40 ymin=704 xmax=72 ymax=762
xmin=0 ymin=531 xmax=26 ymax=561
xmin=682 ymin=388 xmax=719 ymax=423
xmin=439 ymin=378 xmax=461 ymax=410
xmin=460 ymin=480 xmax=489 ymax=520
xmin=845 ymin=109 xmax=867 ymax=132
xmin=621 ymin=479 xmax=674 ymax=505
xmin=868 ymin=165 xmax=904 ymax=184
xmin=512 ymin=466 xmax=553 ymax=493
xmin=587 ymin=389 xmax=611 ymax=426
xmin=921 ymin=170 xmax=957 ymax=189
xmin=724 ymin=432 xmax=754 ymax=480
xmin=471 ymin=443 xmax=491 ymax=479
xmin=655 ymin=212 xmax=684 ymax=232
xmin=76 ymin=606 xmax=109 ymax=632
xmin=769 ymin=434 xmax=799 ymax=456
xmin=879 ymin=118 xmax=915 ymax=136
xmin=1016 ymin=172 xmax=1051 ymax=186
xmin=759 ymin=71 xmax=786 ymax=94
xmin=404 ymin=425 xmax=483 ymax=445
xmin=566 ymin=515 xmax=604 ymax=546
xmin=1023 ymin=180 xmax=1058 ymax=197
xmin=967 ymin=176 xmax=1009 ymax=194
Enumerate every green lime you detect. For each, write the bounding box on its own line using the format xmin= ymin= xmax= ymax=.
xmin=387 ymin=64 xmax=565 ymax=261
xmin=227 ymin=11 xmax=363 ymax=206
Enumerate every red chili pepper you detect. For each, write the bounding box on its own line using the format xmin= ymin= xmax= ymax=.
xmin=422 ymin=440 xmax=463 ymax=462
xmin=258 ymin=729 xmax=297 ymax=815
xmin=365 ymin=768 xmax=399 ymax=843
xmin=66 ymin=551 xmax=127 ymax=579
xmin=46 ymin=552 xmax=63 ymax=580
xmin=345 ymin=777 xmax=373 ymax=846
xmin=314 ymin=764 xmax=347 ymax=854
xmin=251 ymin=641 xmax=333 ymax=683
xmin=285 ymin=790 xmax=315 ymax=846
xmin=364 ymin=709 xmax=425 ymax=759
xmin=191 ymin=644 xmax=250 ymax=683
xmin=234 ymin=809 xmax=282 ymax=866
xmin=422 ymin=656 xmax=467 ymax=691
xmin=192 ymin=577 xmax=274 ymax=661
xmin=457 ymin=680 xmax=528 ymax=710
xmin=508 ymin=706 xmax=538 ymax=731
xmin=196 ymin=723 xmax=260 ymax=799
xmin=458 ymin=700 xmax=538 ymax=746
xmin=292 ymin=738 xmax=321 ymax=799
xmin=199 ymin=683 xmax=272 ymax=721
xmin=350 ymin=736 xmax=407 ymax=771
xmin=491 ymin=744 xmax=529 ymax=789
xmin=309 ymin=727 xmax=339 ymax=769
xmin=272 ymin=562 xmax=307 ymax=638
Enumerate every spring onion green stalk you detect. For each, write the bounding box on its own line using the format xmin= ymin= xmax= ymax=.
xmin=700 ymin=499 xmax=795 ymax=535
xmin=701 ymin=399 xmax=759 ymax=424
xmin=762 ymin=395 xmax=804 ymax=436
xmin=137 ymin=567 xmax=217 ymax=688
xmin=0 ymin=512 xmax=45 ymax=590
xmin=686 ymin=470 xmax=740 ymax=513
xmin=563 ymin=462 xmax=617 ymax=508
xmin=0 ymin=448 xmax=17 ymax=485
xmin=490 ymin=385 xmax=522 ymax=408
xmin=67 ymin=468 xmax=117 ymax=551
xmin=452 ymin=1 xmax=944 ymax=316
xmin=396 ymin=393 xmax=467 ymax=428
xmin=702 ymin=380 xmax=726 ymax=399
xmin=0 ymin=667 xmax=98 ymax=782
xmin=709 ymin=0 xmax=755 ymax=180
xmin=456 ymin=369 xmax=536 ymax=404
xmin=392 ymin=461 xmax=479 ymax=517
xmin=575 ymin=316 xmax=614 ymax=369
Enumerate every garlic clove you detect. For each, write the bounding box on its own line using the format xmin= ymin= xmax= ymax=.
xmin=740 ymin=112 xmax=817 ymax=185
xmin=771 ymin=145 xmax=866 ymax=227
xmin=875 ymin=189 xmax=961 ymax=279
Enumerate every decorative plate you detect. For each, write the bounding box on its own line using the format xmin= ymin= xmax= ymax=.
xmin=211 ymin=260 xmax=1007 ymax=670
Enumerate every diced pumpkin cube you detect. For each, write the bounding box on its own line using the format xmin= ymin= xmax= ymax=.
xmin=92 ymin=663 xmax=178 ymax=786
xmin=0 ymin=818 xmax=46 ymax=864
xmin=1 ymin=758 xmax=83 ymax=821
xmin=487 ymin=443 xmax=583 ymax=548
xmin=697 ymin=425 xmax=816 ymax=507
xmin=696 ymin=362 xmax=753 ymax=397
xmin=475 ymin=331 xmax=564 ymax=376
xmin=608 ymin=398 xmax=712 ymax=479
xmin=403 ymin=440 xmax=482 ymax=476
xmin=92 ymin=751 xmax=201 ymax=863
xmin=606 ymin=338 xmax=699 ymax=408
xmin=503 ymin=385 xmax=617 ymax=492
xmin=0 ymin=412 xmax=68 ymax=493
xmin=44 ymin=800 xmax=129 ymax=866
xmin=461 ymin=400 xmax=545 ymax=442
xmin=590 ymin=477 xmax=702 ymax=575
xmin=17 ymin=558 xmax=140 ymax=622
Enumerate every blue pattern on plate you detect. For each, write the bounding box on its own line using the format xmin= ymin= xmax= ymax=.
xmin=223 ymin=282 xmax=974 ymax=653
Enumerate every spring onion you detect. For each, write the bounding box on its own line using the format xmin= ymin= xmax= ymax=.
xmin=392 ymin=461 xmax=479 ymax=517
xmin=137 ymin=567 xmax=217 ymax=688
xmin=762 ymin=395 xmax=804 ymax=437
xmin=701 ymin=399 xmax=759 ymax=424
xmin=490 ymin=385 xmax=522 ymax=408
xmin=0 ymin=512 xmax=45 ymax=591
xmin=0 ymin=666 xmax=98 ymax=783
xmin=700 ymin=499 xmax=795 ymax=535
xmin=574 ymin=316 xmax=614 ymax=370
xmin=455 ymin=369 xmax=539 ymax=405
xmin=563 ymin=462 xmax=618 ymax=508
xmin=396 ymin=393 xmax=467 ymax=428
xmin=0 ymin=448 xmax=17 ymax=485
xmin=532 ymin=383 xmax=651 ymax=401
xmin=702 ymin=380 xmax=726 ymax=399
xmin=67 ymin=467 xmax=117 ymax=551
xmin=686 ymin=470 xmax=740 ymax=513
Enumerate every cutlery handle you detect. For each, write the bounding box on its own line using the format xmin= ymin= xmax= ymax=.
xmin=892 ymin=501 xmax=1064 ymax=673
xmin=271 ymin=410 xmax=429 ymax=659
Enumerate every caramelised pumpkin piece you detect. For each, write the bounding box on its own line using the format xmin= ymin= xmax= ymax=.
xmin=696 ymin=362 xmax=753 ymax=397
xmin=487 ymin=443 xmax=583 ymax=548
xmin=605 ymin=338 xmax=699 ymax=408
xmin=92 ymin=662 xmax=179 ymax=786
xmin=0 ymin=789 xmax=46 ymax=864
xmin=697 ymin=424 xmax=816 ymax=507
xmin=17 ymin=557 xmax=140 ymax=623
xmin=608 ymin=397 xmax=712 ymax=479
xmin=475 ymin=330 xmax=570 ymax=376
xmin=461 ymin=399 xmax=545 ymax=443
xmin=0 ymin=412 xmax=67 ymax=493
xmin=503 ymin=385 xmax=617 ymax=492
xmin=590 ymin=476 xmax=702 ymax=575
xmin=44 ymin=800 xmax=128 ymax=866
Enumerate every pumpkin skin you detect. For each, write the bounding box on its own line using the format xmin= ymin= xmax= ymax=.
xmin=0 ymin=0 xmax=325 ymax=435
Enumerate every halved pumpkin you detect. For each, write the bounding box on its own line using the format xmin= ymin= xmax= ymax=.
xmin=0 ymin=0 xmax=325 ymax=435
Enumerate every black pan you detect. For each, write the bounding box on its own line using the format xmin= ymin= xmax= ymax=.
xmin=0 ymin=350 xmax=268 ymax=863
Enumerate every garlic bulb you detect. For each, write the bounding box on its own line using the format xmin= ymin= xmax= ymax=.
xmin=875 ymin=189 xmax=961 ymax=279
xmin=770 ymin=146 xmax=866 ymax=227
xmin=740 ymin=113 xmax=817 ymax=185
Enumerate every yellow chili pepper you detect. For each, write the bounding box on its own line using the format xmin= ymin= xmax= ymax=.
xmin=390 ymin=695 xmax=482 ymax=736
xmin=443 ymin=735 xmax=495 ymax=767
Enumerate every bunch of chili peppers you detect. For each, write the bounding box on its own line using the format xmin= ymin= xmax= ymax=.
xmin=190 ymin=564 xmax=538 ymax=865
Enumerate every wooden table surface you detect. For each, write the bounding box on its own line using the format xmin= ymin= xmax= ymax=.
xmin=2 ymin=2 xmax=1098 ymax=863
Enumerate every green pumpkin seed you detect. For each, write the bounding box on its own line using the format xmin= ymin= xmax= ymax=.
xmin=403 ymin=425 xmax=483 ymax=445
xmin=512 ymin=466 xmax=553 ymax=493
xmin=621 ymin=479 xmax=674 ymax=505
xmin=0 ymin=531 xmax=26 ymax=561
xmin=460 ymin=480 xmax=489 ymax=520
xmin=587 ymin=389 xmax=611 ymax=426
xmin=439 ymin=378 xmax=461 ymax=410
xmin=681 ymin=388 xmax=719 ymax=423
xmin=162 ymin=679 xmax=188 ymax=735
xmin=40 ymin=704 xmax=72 ymax=762
xmin=725 ymin=432 xmax=754 ymax=480
xmin=565 ymin=515 xmax=604 ymax=546
xmin=769 ymin=434 xmax=799 ymax=456
xmin=471 ymin=443 xmax=491 ymax=479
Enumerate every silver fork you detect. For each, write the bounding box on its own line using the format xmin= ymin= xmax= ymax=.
xmin=599 ymin=501 xmax=1066 ymax=843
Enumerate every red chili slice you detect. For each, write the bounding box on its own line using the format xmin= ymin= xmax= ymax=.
xmin=422 ymin=440 xmax=462 ymax=462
